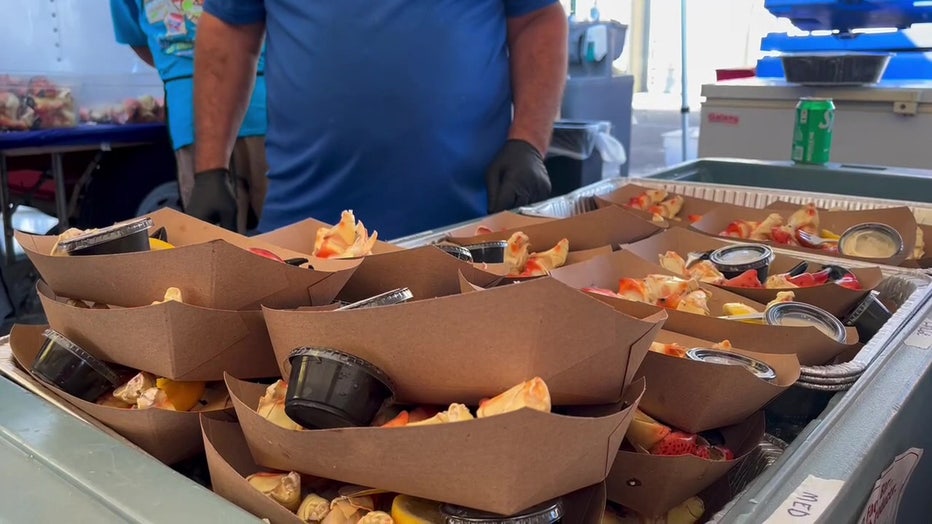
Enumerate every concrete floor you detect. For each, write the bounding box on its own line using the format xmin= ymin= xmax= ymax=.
xmin=628 ymin=106 xmax=702 ymax=177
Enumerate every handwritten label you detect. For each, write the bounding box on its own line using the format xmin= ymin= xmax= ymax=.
xmin=904 ymin=318 xmax=932 ymax=349
xmin=859 ymin=448 xmax=923 ymax=524
xmin=763 ymin=475 xmax=845 ymax=524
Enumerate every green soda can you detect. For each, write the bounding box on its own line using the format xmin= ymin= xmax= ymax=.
xmin=792 ymin=97 xmax=835 ymax=165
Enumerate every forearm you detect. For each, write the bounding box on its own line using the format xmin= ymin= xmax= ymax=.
xmin=506 ymin=4 xmax=568 ymax=155
xmin=131 ymin=46 xmax=155 ymax=68
xmin=193 ymin=13 xmax=265 ymax=172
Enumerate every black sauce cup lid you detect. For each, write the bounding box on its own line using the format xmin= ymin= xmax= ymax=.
xmin=36 ymin=329 xmax=121 ymax=386
xmin=464 ymin=240 xmax=509 ymax=250
xmin=57 ymin=217 xmax=154 ymax=254
xmin=843 ymin=291 xmax=892 ymax=336
xmin=765 ymin=302 xmax=847 ymax=343
xmin=685 ymin=348 xmax=777 ymax=382
xmin=336 ymin=288 xmax=413 ymax=311
xmin=709 ymin=243 xmax=774 ymax=271
xmin=287 ymin=347 xmax=395 ymax=393
xmin=435 ymin=243 xmax=474 ymax=262
xmin=440 ymin=499 xmax=564 ymax=524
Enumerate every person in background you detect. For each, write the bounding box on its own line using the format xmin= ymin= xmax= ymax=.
xmin=191 ymin=1 xmax=568 ymax=240
xmin=109 ymin=0 xmax=269 ymax=234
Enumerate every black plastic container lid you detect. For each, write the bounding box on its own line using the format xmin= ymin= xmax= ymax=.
xmin=37 ymin=329 xmax=120 ymax=386
xmin=288 ymin=347 xmax=393 ymax=386
xmin=336 ymin=288 xmax=413 ymax=310
xmin=843 ymin=290 xmax=892 ymax=342
xmin=765 ymin=302 xmax=847 ymax=343
xmin=435 ymin=243 xmax=474 ymax=262
xmin=838 ymin=223 xmax=904 ymax=259
xmin=709 ymin=244 xmax=774 ymax=271
xmin=57 ymin=217 xmax=154 ymax=254
xmin=441 ymin=499 xmax=564 ymax=524
xmin=465 ymin=241 xmax=509 ymax=250
xmin=685 ymin=348 xmax=777 ymax=382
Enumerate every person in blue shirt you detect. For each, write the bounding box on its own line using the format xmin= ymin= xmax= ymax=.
xmin=191 ymin=1 xmax=568 ymax=240
xmin=109 ymin=0 xmax=269 ymax=234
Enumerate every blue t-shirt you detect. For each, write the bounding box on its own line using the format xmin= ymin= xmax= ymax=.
xmin=110 ymin=0 xmax=267 ymax=150
xmin=203 ymin=0 xmax=556 ymax=239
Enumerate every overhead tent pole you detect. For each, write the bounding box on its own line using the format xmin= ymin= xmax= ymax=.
xmin=680 ymin=0 xmax=689 ymax=161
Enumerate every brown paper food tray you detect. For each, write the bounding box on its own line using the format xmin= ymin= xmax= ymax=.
xmin=446 ymin=206 xmax=665 ymax=251
xmin=623 ymin=227 xmax=883 ymax=317
xmin=255 ymin=215 xmax=401 ymax=255
xmin=226 ymin=373 xmax=645 ymax=516
xmin=38 ymin=281 xmax=279 ymax=381
xmin=593 ymin=183 xmax=735 ymax=228
xmin=605 ymin=411 xmax=766 ymax=517
xmin=637 ymin=330 xmax=799 ymax=433
xmin=10 ymin=324 xmax=232 ymax=464
xmin=549 ymin=250 xmax=857 ymax=365
xmin=478 ymin=245 xmax=614 ymax=278
xmin=690 ymin=205 xmax=918 ymax=266
xmin=334 ymin=245 xmax=503 ymax=302
xmin=900 ymin=222 xmax=932 ymax=268
xmin=549 ymin=248 xmax=770 ymax=319
xmin=200 ymin=413 xmax=608 ymax=524
xmin=763 ymin=201 xmax=932 ymax=269
xmin=264 ymin=276 xmax=666 ymax=406
xmin=446 ymin=211 xmax=555 ymax=237
xmin=17 ymin=208 xmax=360 ymax=310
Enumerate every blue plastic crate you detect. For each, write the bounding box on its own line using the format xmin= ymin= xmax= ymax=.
xmin=757 ymin=52 xmax=932 ymax=79
xmin=765 ymin=0 xmax=932 ymax=32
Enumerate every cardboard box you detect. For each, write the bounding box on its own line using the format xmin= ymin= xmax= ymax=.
xmin=9 ymin=324 xmax=232 ymax=464
xmin=200 ymin=413 xmax=608 ymax=524
xmin=333 ymin=245 xmax=503 ymax=302
xmin=255 ymin=215 xmax=402 ymax=255
xmin=605 ymin=411 xmax=765 ymax=517
xmin=37 ymin=281 xmax=279 ymax=381
xmin=446 ymin=206 xmax=664 ymax=251
xmin=265 ymin=276 xmax=665 ymax=406
xmin=690 ymin=205 xmax=918 ymax=266
xmin=623 ymin=227 xmax=883 ymax=317
xmin=16 ymin=208 xmax=360 ymax=310
xmin=638 ymin=330 xmax=799 ymax=433
xmin=226 ymin=373 xmax=645 ymax=516
xmin=549 ymin=250 xmax=858 ymax=365
xmin=593 ymin=183 xmax=734 ymax=227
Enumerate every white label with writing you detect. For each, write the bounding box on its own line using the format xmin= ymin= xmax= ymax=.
xmin=858 ymin=448 xmax=923 ymax=524
xmin=904 ymin=318 xmax=932 ymax=349
xmin=763 ymin=475 xmax=845 ymax=524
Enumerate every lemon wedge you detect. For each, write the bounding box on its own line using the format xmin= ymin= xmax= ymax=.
xmin=155 ymin=378 xmax=205 ymax=411
xmin=149 ymin=238 xmax=174 ymax=250
xmin=391 ymin=495 xmax=443 ymax=524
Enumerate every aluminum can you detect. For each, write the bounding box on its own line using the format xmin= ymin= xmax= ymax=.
xmin=792 ymin=97 xmax=835 ymax=165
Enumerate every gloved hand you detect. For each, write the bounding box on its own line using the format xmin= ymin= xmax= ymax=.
xmin=485 ymin=139 xmax=552 ymax=213
xmin=186 ymin=168 xmax=237 ymax=231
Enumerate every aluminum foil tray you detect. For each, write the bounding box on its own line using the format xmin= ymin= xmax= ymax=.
xmin=522 ymin=177 xmax=932 ymax=224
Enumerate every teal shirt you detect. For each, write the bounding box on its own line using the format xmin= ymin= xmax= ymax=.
xmin=109 ymin=0 xmax=267 ymax=150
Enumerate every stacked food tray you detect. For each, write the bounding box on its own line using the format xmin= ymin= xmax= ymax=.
xmin=2 ymin=158 xmax=932 ymax=522
xmin=388 ymin=165 xmax=932 ymax=518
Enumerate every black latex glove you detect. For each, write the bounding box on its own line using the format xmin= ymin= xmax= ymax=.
xmin=186 ymin=168 xmax=237 ymax=231
xmin=485 ymin=139 xmax=552 ymax=213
